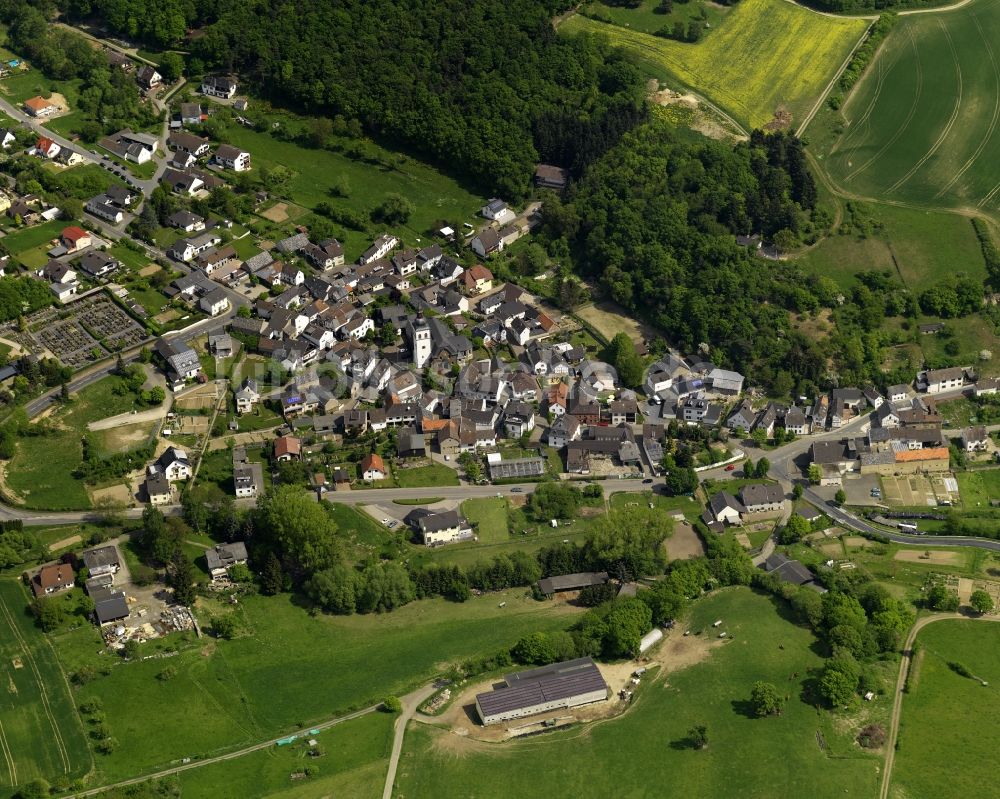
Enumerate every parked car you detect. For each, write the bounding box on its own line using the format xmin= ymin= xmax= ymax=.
xmin=642 ymin=478 xmax=653 ymax=484
xmin=725 ymin=464 xmax=736 ymax=471
xmin=511 ymin=487 xmax=523 ymax=493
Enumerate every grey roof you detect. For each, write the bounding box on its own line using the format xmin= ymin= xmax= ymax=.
xmin=92 ymin=588 xmax=129 ymax=624
xmin=205 ymin=541 xmax=248 ymax=572
xmin=763 ymin=553 xmax=816 ymax=586
xmin=418 ymin=509 xmax=461 ymax=533
xmin=740 ymin=483 xmax=784 ymax=507
xmin=537 ymin=572 xmax=608 ymax=595
xmin=476 ymin=657 xmax=607 ymax=719
xmin=82 ymin=545 xmax=119 ymax=572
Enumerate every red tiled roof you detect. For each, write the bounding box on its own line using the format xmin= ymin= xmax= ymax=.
xmin=62 ymin=226 xmax=88 ymax=242
xmin=360 ymin=453 xmax=385 ymax=473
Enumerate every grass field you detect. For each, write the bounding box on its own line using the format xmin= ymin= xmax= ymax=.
xmin=798 ymin=204 xmax=986 ymax=290
xmin=891 ymin=619 xmax=1000 ymax=799
xmin=43 ymin=588 xmax=584 ymax=783
xmin=214 ymin=119 xmax=485 ymax=258
xmin=0 ymin=580 xmax=92 ymax=791
xmin=817 ymin=0 xmax=1000 ymax=214
xmin=176 ymin=711 xmax=393 ymax=799
xmin=956 ymin=469 xmax=1000 ymax=509
xmin=561 ymin=0 xmax=867 ymax=129
xmin=6 ymin=376 xmax=141 ymax=509
xmin=396 ymin=587 xmax=881 ymax=798
xmin=390 ymin=463 xmax=459 ymax=488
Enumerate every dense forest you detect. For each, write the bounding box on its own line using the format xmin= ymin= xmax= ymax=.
xmin=45 ymin=0 xmax=647 ymax=196
xmin=540 ymin=122 xmax=828 ymax=394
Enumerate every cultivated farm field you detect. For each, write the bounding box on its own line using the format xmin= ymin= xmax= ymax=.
xmin=560 ymin=0 xmax=868 ymax=129
xmin=819 ymin=0 xmax=1000 ymax=214
xmin=891 ymin=620 xmax=1000 ymax=799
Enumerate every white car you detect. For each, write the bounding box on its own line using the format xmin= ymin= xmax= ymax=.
xmin=381 ymin=518 xmax=391 ymax=525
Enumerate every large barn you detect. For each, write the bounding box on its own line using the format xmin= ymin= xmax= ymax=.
xmin=475 ymin=657 xmax=609 ymax=726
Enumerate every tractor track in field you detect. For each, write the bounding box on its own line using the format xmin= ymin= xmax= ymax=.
xmin=839 ymin=49 xmax=886 ymax=149
xmin=0 ymin=595 xmax=71 ymax=775
xmin=0 ymin=718 xmax=15 ymax=787
xmin=934 ymin=13 xmax=1000 ymax=198
xmin=886 ymin=19 xmax=963 ymax=193
xmin=844 ymin=26 xmax=923 ymax=183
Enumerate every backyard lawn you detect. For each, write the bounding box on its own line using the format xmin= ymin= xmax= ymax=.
xmin=461 ymin=497 xmax=509 ymax=544
xmin=3 ymin=219 xmax=66 ymax=254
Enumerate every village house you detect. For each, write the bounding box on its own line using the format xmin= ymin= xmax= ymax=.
xmin=962 ymin=426 xmax=990 ymax=453
xmin=413 ymin=509 xmax=472 ymax=546
xmin=201 ymin=75 xmax=238 ymax=98
xmin=85 ymin=196 xmax=124 ymax=224
xmin=740 ymin=483 xmax=785 ymax=515
xmin=534 ymin=164 xmax=569 ymax=191
xmin=360 ymin=453 xmax=387 ymax=481
xmin=273 ymin=435 xmax=302 ymax=461
xmin=31 ymin=562 xmax=75 ymax=597
xmin=34 ymin=136 xmax=60 ymax=159
xmin=60 ymin=226 xmax=91 ymax=254
xmin=481 ymin=198 xmax=515 ymax=225
xmin=919 ymin=366 xmax=970 ymax=394
xmin=168 ymin=130 xmax=211 ymax=157
xmin=82 ymin=546 xmax=121 ymax=580
xmin=23 ymin=96 xmax=57 ymax=117
xmin=213 ymin=144 xmax=251 ymax=171
xmin=205 ymin=542 xmax=249 ymax=581
xmin=233 ymin=447 xmax=264 ymax=498
xmin=145 ymin=472 xmax=172 ymax=505
xmin=149 ymin=447 xmax=192 ymax=481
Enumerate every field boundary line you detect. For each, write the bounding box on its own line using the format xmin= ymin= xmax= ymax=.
xmin=934 ymin=14 xmax=1000 ymax=198
xmin=844 ymin=26 xmax=923 ymax=183
xmin=798 ymin=18 xmax=875 ymax=136
xmin=0 ymin=593 xmax=71 ymax=774
xmin=886 ymin=18 xmax=963 ymax=193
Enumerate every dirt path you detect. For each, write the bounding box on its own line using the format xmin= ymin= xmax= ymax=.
xmin=880 ymin=612 xmax=1000 ymax=799
xmin=87 ymin=405 xmax=169 ymax=431
xmin=382 ymin=684 xmax=438 ymax=799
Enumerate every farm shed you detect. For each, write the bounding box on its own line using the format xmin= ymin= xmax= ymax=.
xmin=475 ymin=657 xmax=609 ymax=726
xmin=536 ymin=572 xmax=609 ymax=597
